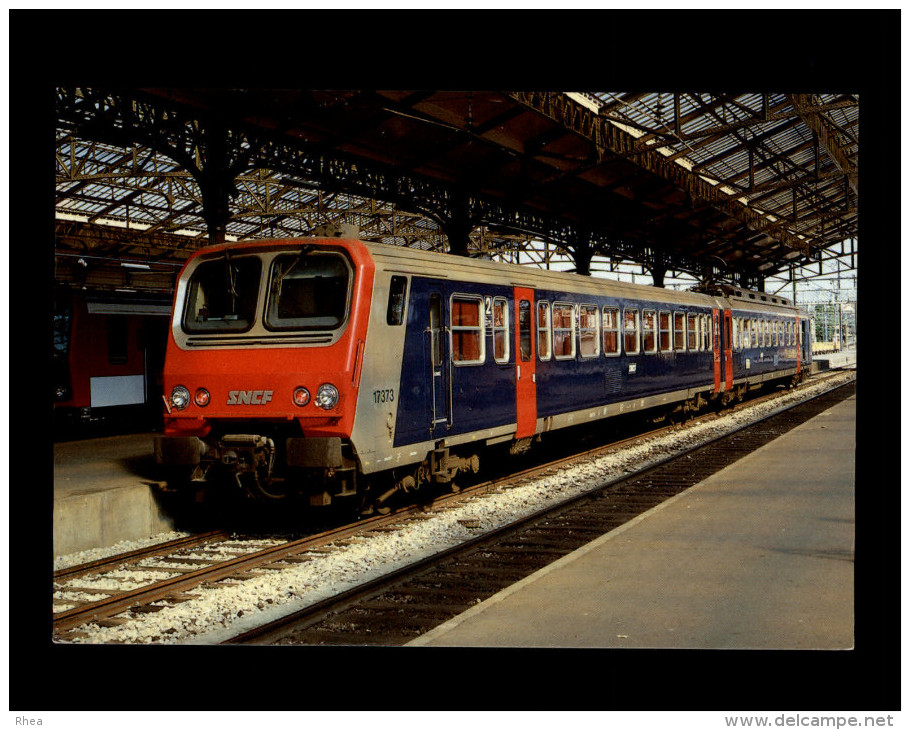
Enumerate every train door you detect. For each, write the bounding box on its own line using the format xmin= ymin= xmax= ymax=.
xmin=800 ymin=316 xmax=811 ymax=372
xmin=427 ymin=289 xmax=451 ymax=434
xmin=723 ymin=308 xmax=733 ymax=389
xmin=514 ymin=287 xmax=536 ymax=439
xmin=712 ymin=308 xmax=722 ymax=393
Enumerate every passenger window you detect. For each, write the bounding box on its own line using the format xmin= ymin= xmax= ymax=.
xmin=673 ymin=312 xmax=685 ymax=351
xmin=451 ymin=295 xmax=484 ymax=365
xmin=492 ymin=297 xmax=509 ymax=364
xmin=518 ymin=300 xmax=532 ymax=362
xmin=579 ymin=305 xmax=599 ymax=358
xmin=603 ymin=306 xmax=620 ymax=356
xmin=623 ymin=308 xmax=640 ymax=355
xmin=642 ymin=309 xmax=657 ymax=354
xmin=702 ymin=314 xmax=711 ymax=351
xmin=386 ymin=275 xmax=408 ymax=325
xmin=659 ymin=311 xmax=671 ymax=352
xmin=553 ymin=303 xmax=576 ymax=360
xmin=537 ymin=301 xmax=552 ymax=361
xmin=687 ymin=313 xmax=698 ymax=351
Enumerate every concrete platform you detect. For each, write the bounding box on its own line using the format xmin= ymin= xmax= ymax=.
xmin=409 ymin=394 xmax=856 ymax=649
xmin=814 ymin=350 xmax=857 ymax=370
xmin=53 ymin=433 xmax=174 ymax=556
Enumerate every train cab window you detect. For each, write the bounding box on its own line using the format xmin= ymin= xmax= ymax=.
xmin=185 ymin=255 xmax=262 ymax=333
xmin=603 ymin=306 xmax=620 ymax=356
xmin=537 ymin=301 xmax=552 ymax=361
xmin=687 ymin=313 xmax=698 ymax=351
xmin=553 ymin=303 xmax=576 ymax=360
xmin=386 ymin=275 xmax=408 ymax=326
xmin=623 ymin=308 xmax=640 ymax=355
xmin=266 ymin=252 xmax=351 ymax=332
xmin=642 ymin=309 xmax=657 ymax=354
xmin=451 ymin=295 xmax=485 ymax=365
xmin=579 ymin=305 xmax=599 ymax=358
xmin=518 ymin=300 xmax=532 ymax=362
xmin=658 ymin=311 xmax=671 ymax=352
xmin=492 ymin=297 xmax=510 ymax=364
xmin=673 ymin=312 xmax=685 ymax=352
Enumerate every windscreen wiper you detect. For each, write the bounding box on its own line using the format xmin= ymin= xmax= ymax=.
xmin=272 ymin=243 xmax=315 ymax=293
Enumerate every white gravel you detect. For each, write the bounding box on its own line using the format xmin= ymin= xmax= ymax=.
xmin=53 ymin=531 xmax=194 ymax=572
xmin=55 ymin=372 xmax=854 ymax=645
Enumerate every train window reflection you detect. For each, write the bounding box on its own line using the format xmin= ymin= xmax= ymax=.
xmin=492 ymin=297 xmax=509 ymax=364
xmin=603 ymin=306 xmax=620 ymax=356
xmin=451 ymin=295 xmax=484 ymax=365
xmin=553 ymin=303 xmax=576 ymax=360
xmin=518 ymin=299 xmax=532 ymax=362
xmin=537 ymin=301 xmax=552 ymax=361
xmin=659 ymin=311 xmax=671 ymax=352
xmin=623 ymin=308 xmax=640 ymax=355
xmin=579 ymin=305 xmax=599 ymax=358
xmin=642 ymin=309 xmax=657 ymax=354
xmin=184 ymin=256 xmax=262 ymax=333
xmin=673 ymin=312 xmax=685 ymax=351
xmin=266 ymin=252 xmax=351 ymax=332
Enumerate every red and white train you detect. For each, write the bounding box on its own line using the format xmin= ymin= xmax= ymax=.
xmin=54 ymin=289 xmax=171 ymax=429
xmin=154 ymin=238 xmax=812 ymax=511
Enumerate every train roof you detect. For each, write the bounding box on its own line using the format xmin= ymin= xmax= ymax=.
xmin=189 ymin=237 xmax=804 ymax=314
xmin=361 ymin=240 xmax=718 ymax=307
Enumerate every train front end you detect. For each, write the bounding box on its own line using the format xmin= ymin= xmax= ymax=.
xmin=154 ymin=239 xmax=374 ymax=507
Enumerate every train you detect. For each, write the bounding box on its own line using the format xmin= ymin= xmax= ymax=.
xmin=153 ymin=237 xmax=812 ymax=512
xmin=54 ymin=288 xmax=171 ymax=430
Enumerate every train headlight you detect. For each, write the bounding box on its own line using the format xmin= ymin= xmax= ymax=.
xmin=293 ymin=386 xmax=311 ymax=407
xmin=315 ymin=383 xmax=339 ymax=410
xmin=194 ymin=388 xmax=211 ymax=407
xmin=170 ymin=385 xmax=191 ymax=410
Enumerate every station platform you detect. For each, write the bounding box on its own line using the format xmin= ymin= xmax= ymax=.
xmin=53 ymin=432 xmax=175 ymax=557
xmin=408 ymin=393 xmax=856 ymax=649
xmin=814 ymin=349 xmax=857 ymax=370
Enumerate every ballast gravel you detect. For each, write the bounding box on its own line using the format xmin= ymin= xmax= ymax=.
xmin=54 ymin=372 xmax=854 ymax=645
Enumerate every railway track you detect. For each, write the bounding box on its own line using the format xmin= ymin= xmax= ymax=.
xmin=229 ymin=377 xmax=855 ymax=645
xmin=52 ymin=372 xmax=853 ymax=644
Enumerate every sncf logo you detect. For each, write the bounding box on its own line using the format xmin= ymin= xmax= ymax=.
xmin=227 ymin=390 xmax=274 ymax=405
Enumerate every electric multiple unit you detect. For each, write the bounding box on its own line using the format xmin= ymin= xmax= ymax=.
xmin=154 ymin=238 xmax=811 ymax=511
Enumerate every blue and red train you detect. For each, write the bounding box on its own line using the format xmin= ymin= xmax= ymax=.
xmin=154 ymin=237 xmax=812 ymax=510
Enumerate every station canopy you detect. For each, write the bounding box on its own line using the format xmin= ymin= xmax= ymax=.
xmin=54 ymin=89 xmax=858 ymax=295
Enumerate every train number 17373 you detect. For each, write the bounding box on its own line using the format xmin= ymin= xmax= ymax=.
xmin=372 ymin=388 xmax=395 ymax=404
